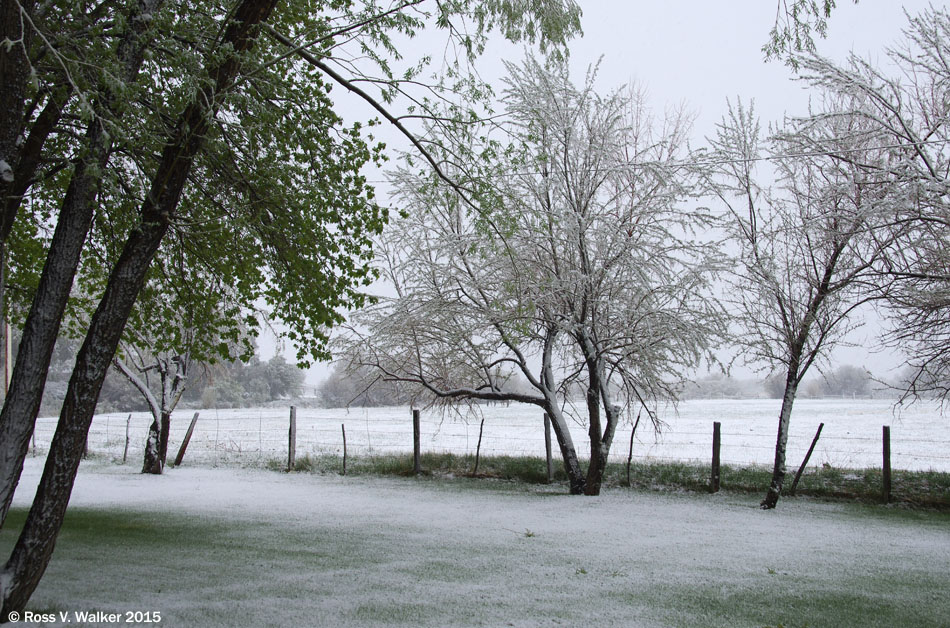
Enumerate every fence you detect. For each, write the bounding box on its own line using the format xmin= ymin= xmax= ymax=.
xmin=29 ymin=398 xmax=950 ymax=473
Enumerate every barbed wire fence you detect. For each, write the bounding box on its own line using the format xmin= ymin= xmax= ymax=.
xmin=29 ymin=403 xmax=950 ymax=473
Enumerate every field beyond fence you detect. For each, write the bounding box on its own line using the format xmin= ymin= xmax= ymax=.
xmin=32 ymin=398 xmax=950 ymax=475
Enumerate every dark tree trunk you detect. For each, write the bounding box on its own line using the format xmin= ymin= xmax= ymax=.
xmin=577 ymin=332 xmax=619 ymax=497
xmin=1 ymin=86 xmax=71 ymax=240
xmin=159 ymin=410 xmax=171 ymax=466
xmin=584 ymin=385 xmax=605 ymax=496
xmin=0 ymin=0 xmax=35 ymax=225
xmin=0 ymin=122 xmax=112 ymax=524
xmin=761 ymin=369 xmax=800 ymax=510
xmin=544 ymin=406 xmax=586 ymax=494
xmin=539 ymin=331 xmax=586 ymax=494
xmin=585 ymin=450 xmax=608 ymax=496
xmin=0 ymin=0 xmax=167 ymax=528
xmin=0 ymin=0 xmax=277 ymax=618
xmin=141 ymin=418 xmax=162 ymax=474
xmin=141 ymin=409 xmax=170 ymax=473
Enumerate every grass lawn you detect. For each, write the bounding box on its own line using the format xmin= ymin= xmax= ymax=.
xmin=2 ymin=458 xmax=949 ymax=627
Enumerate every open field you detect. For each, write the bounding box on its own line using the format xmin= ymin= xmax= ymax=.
xmin=35 ymin=398 xmax=950 ymax=473
xmin=4 ymin=458 xmax=950 ymax=627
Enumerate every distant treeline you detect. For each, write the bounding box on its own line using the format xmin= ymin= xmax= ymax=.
xmin=680 ymin=365 xmax=887 ymax=400
xmin=317 ymin=363 xmax=898 ymax=408
xmin=38 ymin=338 xmax=304 ymax=416
xmin=30 ymin=342 xmax=899 ymax=415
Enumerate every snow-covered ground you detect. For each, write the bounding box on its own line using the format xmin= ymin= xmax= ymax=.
xmin=6 ymin=458 xmax=950 ymax=627
xmin=37 ymin=398 xmax=950 ymax=471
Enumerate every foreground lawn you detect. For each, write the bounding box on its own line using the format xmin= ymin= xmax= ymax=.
xmin=3 ymin=460 xmax=950 ymax=627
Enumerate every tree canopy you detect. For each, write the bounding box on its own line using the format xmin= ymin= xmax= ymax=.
xmin=339 ymin=56 xmax=727 ymax=494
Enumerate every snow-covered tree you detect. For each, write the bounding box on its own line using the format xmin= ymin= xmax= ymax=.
xmin=340 ymin=56 xmax=727 ymax=495
xmin=706 ymin=99 xmax=890 ymax=508
xmin=795 ymin=7 xmax=950 ymax=402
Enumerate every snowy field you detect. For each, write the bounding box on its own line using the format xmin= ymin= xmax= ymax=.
xmin=36 ymin=398 xmax=950 ymax=472
xmin=5 ymin=458 xmax=950 ymax=627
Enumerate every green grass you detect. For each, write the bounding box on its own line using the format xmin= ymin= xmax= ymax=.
xmin=269 ymin=451 xmax=950 ymax=507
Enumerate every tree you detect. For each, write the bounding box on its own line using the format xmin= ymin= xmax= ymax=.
xmin=340 ymin=56 xmax=726 ymax=495
xmin=794 ymin=7 xmax=950 ymax=402
xmin=706 ymin=99 xmax=890 ymax=509
xmin=0 ymin=1 xmax=582 ymax=618
xmin=319 ymin=363 xmax=413 ymax=407
xmin=110 ymin=265 xmax=256 ymax=474
xmin=762 ymin=0 xmax=858 ymax=67
xmin=820 ymin=364 xmax=870 ymax=397
xmin=0 ymin=0 xmax=170 ymax=532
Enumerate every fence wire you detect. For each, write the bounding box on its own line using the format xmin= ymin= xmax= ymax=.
xmin=30 ymin=398 xmax=950 ymax=472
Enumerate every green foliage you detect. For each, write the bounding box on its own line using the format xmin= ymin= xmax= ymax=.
xmin=184 ymin=354 xmax=306 ymax=409
xmin=762 ymin=0 xmax=857 ymax=67
xmin=6 ymin=0 xmax=585 ymax=376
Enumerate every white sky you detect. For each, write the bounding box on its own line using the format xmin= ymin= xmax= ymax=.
xmin=267 ymin=1 xmax=940 ymax=385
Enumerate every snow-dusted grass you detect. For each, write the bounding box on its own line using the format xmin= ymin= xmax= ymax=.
xmin=278 ymin=450 xmax=950 ymax=505
xmin=4 ymin=458 xmax=950 ymax=627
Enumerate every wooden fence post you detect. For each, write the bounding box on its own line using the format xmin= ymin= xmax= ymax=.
xmin=710 ymin=421 xmax=721 ymax=493
xmin=790 ymin=422 xmax=824 ymax=496
xmin=544 ymin=413 xmax=553 ymax=483
xmin=173 ymin=412 xmax=200 ymax=467
xmin=883 ymin=425 xmax=892 ymax=504
xmin=473 ymin=418 xmax=485 ymax=476
xmin=412 ymin=409 xmax=421 ymax=474
xmin=341 ymin=423 xmax=347 ymax=476
xmin=287 ymin=406 xmax=297 ymax=472
xmin=626 ymin=413 xmax=641 ymax=487
xmin=122 ymin=414 xmax=131 ymax=463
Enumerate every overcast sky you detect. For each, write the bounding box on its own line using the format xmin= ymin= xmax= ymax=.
xmin=274 ymin=1 xmax=940 ymax=384
xmin=567 ymin=1 xmax=935 ymax=140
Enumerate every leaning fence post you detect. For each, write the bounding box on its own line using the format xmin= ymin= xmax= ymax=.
xmin=173 ymin=412 xmax=200 ymax=467
xmin=287 ymin=406 xmax=297 ymax=472
xmin=122 ymin=414 xmax=132 ymax=463
xmin=412 ymin=409 xmax=421 ymax=474
xmin=883 ymin=425 xmax=892 ymax=504
xmin=341 ymin=423 xmax=347 ymax=476
xmin=472 ymin=418 xmax=485 ymax=476
xmin=626 ymin=413 xmax=641 ymax=487
xmin=790 ymin=422 xmax=824 ymax=496
xmin=710 ymin=421 xmax=721 ymax=493
xmin=544 ymin=413 xmax=553 ymax=483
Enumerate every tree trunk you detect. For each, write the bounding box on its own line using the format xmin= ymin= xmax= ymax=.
xmin=0 ymin=130 xmax=110 ymax=525
xmin=0 ymin=1 xmax=277 ymax=618
xmin=1 ymin=86 xmax=71 ymax=239
xmin=585 ymin=447 xmax=609 ymax=496
xmin=545 ymin=405 xmax=586 ymax=494
xmin=761 ymin=371 xmax=799 ymax=510
xmin=539 ymin=332 xmax=586 ymax=494
xmin=141 ymin=418 xmax=162 ymax=474
xmin=578 ymin=332 xmax=620 ymax=496
xmin=0 ymin=0 xmax=35 ymax=228
xmin=584 ymin=385 xmax=606 ymax=495
xmin=159 ymin=410 xmax=171 ymax=466
xmin=0 ymin=0 xmax=166 ymax=528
